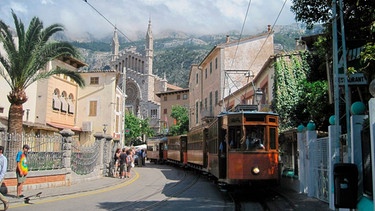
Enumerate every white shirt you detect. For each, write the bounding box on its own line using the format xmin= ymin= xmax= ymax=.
xmin=0 ymin=154 xmax=7 ymax=181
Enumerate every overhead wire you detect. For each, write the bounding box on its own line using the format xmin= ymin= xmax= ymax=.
xmin=223 ymin=0 xmax=253 ymax=111
xmin=247 ymin=0 xmax=288 ymax=72
xmin=224 ymin=0 xmax=288 ymax=111
xmin=83 ymin=0 xmax=135 ymax=45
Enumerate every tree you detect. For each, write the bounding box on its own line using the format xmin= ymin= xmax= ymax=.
xmin=169 ymin=105 xmax=189 ymax=136
xmin=124 ymin=112 xmax=154 ymax=146
xmin=291 ymin=0 xmax=375 ymax=80
xmin=0 ymin=10 xmax=85 ymax=134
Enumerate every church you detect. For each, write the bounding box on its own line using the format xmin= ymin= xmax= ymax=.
xmin=110 ymin=20 xmax=177 ymax=134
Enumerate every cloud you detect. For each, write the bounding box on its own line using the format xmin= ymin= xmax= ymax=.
xmin=1 ymin=0 xmax=297 ymax=40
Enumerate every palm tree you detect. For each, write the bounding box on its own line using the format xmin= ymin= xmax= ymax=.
xmin=0 ymin=10 xmax=85 ymax=135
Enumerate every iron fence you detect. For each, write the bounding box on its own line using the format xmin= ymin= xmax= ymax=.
xmin=0 ymin=131 xmax=102 ymax=175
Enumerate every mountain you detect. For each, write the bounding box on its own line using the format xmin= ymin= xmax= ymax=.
xmin=70 ymin=23 xmax=323 ymax=88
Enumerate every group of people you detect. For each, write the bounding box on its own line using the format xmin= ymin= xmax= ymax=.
xmin=113 ymin=147 xmax=146 ymax=179
xmin=0 ymin=144 xmax=30 ymax=211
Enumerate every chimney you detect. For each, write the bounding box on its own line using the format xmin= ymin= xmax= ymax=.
xmin=267 ymin=25 xmax=271 ymax=32
xmin=226 ymin=35 xmax=230 ymax=43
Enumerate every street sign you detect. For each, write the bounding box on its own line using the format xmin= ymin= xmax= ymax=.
xmin=338 ymin=73 xmax=367 ymax=85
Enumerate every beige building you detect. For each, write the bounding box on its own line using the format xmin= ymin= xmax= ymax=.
xmin=76 ymin=70 xmax=125 ymax=144
xmin=188 ymin=27 xmax=274 ymax=129
xmin=0 ymin=56 xmax=86 ymax=136
xmin=156 ymin=87 xmax=189 ymax=135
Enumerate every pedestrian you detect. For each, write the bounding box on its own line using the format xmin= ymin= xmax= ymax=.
xmin=113 ymin=148 xmax=121 ymax=177
xmin=141 ymin=149 xmax=146 ymax=166
xmin=16 ymin=144 xmax=30 ymax=198
xmin=0 ymin=146 xmax=9 ymax=211
xmin=137 ymin=149 xmax=142 ymax=167
xmin=126 ymin=149 xmax=134 ymax=178
xmin=119 ymin=148 xmax=127 ymax=179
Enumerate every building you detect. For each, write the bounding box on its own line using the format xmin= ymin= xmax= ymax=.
xmin=76 ymin=70 xmax=125 ymax=144
xmin=110 ymin=20 xmax=168 ymax=134
xmin=156 ymin=87 xmax=189 ymax=135
xmin=188 ymin=27 xmax=275 ymax=129
xmin=0 ymin=56 xmax=86 ymax=137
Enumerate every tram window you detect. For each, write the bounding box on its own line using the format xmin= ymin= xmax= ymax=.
xmin=270 ymin=127 xmax=276 ymax=149
xmin=243 ymin=126 xmax=265 ymax=151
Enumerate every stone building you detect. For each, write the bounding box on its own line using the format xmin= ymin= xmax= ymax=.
xmin=188 ymin=27 xmax=275 ymax=129
xmin=110 ymin=20 xmax=178 ymax=134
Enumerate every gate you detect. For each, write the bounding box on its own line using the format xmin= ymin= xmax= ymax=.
xmin=310 ymin=137 xmax=329 ymax=202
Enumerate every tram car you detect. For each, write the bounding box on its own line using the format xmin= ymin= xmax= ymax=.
xmin=185 ymin=105 xmax=280 ymax=186
xmin=166 ymin=135 xmax=187 ymax=166
xmin=146 ymin=136 xmax=168 ymax=164
xmin=186 ymin=125 xmax=208 ymax=170
xmin=206 ymin=105 xmax=280 ymax=186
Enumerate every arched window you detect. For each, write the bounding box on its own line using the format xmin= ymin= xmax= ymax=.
xmin=52 ymin=89 xmax=60 ymax=110
xmin=60 ymin=91 xmax=68 ymax=112
xmin=67 ymin=94 xmax=75 ymax=114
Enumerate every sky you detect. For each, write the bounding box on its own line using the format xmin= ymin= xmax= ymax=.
xmin=0 ymin=0 xmax=297 ymax=41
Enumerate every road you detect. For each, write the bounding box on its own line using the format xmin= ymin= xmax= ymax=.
xmin=9 ymin=164 xmax=232 ymax=211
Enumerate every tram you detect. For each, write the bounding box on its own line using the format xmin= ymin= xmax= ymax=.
xmin=147 ymin=105 xmax=280 ymax=186
xmin=187 ymin=104 xmax=280 ymax=186
xmin=146 ymin=136 xmax=168 ymax=164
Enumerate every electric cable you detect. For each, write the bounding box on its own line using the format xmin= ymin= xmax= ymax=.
xmin=83 ymin=0 xmax=135 ymax=44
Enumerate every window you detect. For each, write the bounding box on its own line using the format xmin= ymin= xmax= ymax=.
xmin=215 ymin=57 xmax=218 ymax=69
xmin=67 ymin=94 xmax=75 ymax=114
xmin=164 ymin=108 xmax=167 ymax=114
xmin=195 ymin=102 xmax=199 ymax=124
xmin=215 ymin=90 xmax=218 ymax=105
xmin=209 ymin=92 xmax=213 ymax=113
xmin=151 ymin=109 xmax=158 ymax=119
xmin=210 ymin=61 xmax=212 ymax=73
xmin=89 ymin=101 xmax=97 ymax=116
xmin=196 ymin=73 xmax=199 ymax=84
xmin=177 ymin=95 xmax=180 ymax=100
xmin=183 ymin=94 xmax=188 ymax=100
xmin=0 ymin=107 xmax=3 ymax=113
xmin=164 ymin=96 xmax=167 ymax=101
xmin=90 ymin=77 xmax=99 ymax=85
xmin=116 ymin=97 xmax=120 ymax=112
xmin=204 ymin=98 xmax=207 ymax=110
xmin=52 ymin=89 xmax=60 ymax=110
xmin=205 ymin=69 xmax=207 ymax=78
xmin=60 ymin=91 xmax=68 ymax=112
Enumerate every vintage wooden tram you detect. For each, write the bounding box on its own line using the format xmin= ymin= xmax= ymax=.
xmin=166 ymin=135 xmax=187 ymax=166
xmin=146 ymin=105 xmax=280 ymax=186
xmin=146 ymin=136 xmax=168 ymax=164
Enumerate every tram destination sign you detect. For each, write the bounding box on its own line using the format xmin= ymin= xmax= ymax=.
xmin=338 ymin=73 xmax=367 ymax=85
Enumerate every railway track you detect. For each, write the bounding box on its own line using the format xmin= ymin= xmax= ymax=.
xmin=111 ymin=168 xmax=201 ymax=211
xmin=230 ymin=187 xmax=295 ymax=211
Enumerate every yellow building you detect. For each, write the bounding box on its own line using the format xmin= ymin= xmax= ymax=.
xmin=188 ymin=28 xmax=274 ymax=129
xmin=156 ymin=87 xmax=189 ymax=135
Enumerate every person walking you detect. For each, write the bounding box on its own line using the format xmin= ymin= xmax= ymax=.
xmin=16 ymin=144 xmax=30 ymax=198
xmin=0 ymin=146 xmax=9 ymax=210
xmin=119 ymin=148 xmax=127 ymax=179
xmin=113 ymin=148 xmax=121 ymax=178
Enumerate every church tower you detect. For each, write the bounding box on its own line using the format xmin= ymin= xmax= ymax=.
xmin=111 ymin=27 xmax=119 ymax=61
xmin=145 ymin=19 xmax=153 ymax=75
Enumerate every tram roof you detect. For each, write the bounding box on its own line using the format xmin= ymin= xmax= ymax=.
xmin=218 ymin=110 xmax=278 ymax=116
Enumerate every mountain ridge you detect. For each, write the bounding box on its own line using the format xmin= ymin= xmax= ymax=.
xmin=71 ymin=23 xmax=323 ymax=88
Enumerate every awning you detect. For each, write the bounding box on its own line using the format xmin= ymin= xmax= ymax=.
xmin=47 ymin=122 xmax=82 ymax=131
xmin=23 ymin=122 xmax=59 ymax=132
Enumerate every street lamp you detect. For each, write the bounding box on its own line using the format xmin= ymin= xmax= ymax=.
xmin=255 ymin=88 xmax=263 ymax=105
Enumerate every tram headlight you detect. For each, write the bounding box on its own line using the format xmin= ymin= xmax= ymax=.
xmin=252 ymin=167 xmax=260 ymax=175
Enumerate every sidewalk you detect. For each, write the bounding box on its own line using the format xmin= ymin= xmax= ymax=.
xmin=6 ymin=175 xmax=127 ymax=206
xmin=6 ymin=167 xmax=331 ymax=210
